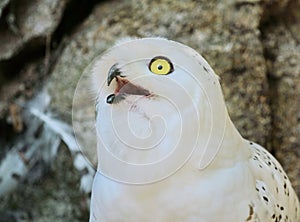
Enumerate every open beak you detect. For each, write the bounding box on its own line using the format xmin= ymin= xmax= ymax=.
xmin=106 ymin=64 xmax=151 ymax=104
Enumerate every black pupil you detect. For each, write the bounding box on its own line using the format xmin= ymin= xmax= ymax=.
xmin=157 ymin=64 xmax=163 ymax=70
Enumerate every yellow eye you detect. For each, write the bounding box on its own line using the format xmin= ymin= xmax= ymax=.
xmin=149 ymin=56 xmax=174 ymax=75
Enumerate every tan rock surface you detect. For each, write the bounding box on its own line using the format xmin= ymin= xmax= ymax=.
xmin=0 ymin=0 xmax=299 ymax=220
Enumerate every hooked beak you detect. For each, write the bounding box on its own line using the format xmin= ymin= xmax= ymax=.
xmin=106 ymin=64 xmax=151 ymax=104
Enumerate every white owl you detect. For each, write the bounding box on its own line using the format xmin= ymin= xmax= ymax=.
xmin=89 ymin=38 xmax=300 ymax=222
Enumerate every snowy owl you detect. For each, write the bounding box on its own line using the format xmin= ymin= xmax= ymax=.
xmin=89 ymin=38 xmax=300 ymax=222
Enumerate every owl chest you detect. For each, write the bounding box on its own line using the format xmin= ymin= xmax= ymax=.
xmin=93 ymin=167 xmax=254 ymax=222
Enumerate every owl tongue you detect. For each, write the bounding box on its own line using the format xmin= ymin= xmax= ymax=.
xmin=115 ymin=76 xmax=150 ymax=96
xmin=106 ymin=76 xmax=151 ymax=104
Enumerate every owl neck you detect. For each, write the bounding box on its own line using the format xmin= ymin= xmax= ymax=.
xmin=205 ymin=114 xmax=251 ymax=170
xmin=190 ymin=90 xmax=251 ymax=170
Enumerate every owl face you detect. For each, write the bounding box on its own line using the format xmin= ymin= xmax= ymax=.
xmin=105 ymin=56 xmax=174 ymax=104
xmin=92 ymin=38 xmax=216 ymax=110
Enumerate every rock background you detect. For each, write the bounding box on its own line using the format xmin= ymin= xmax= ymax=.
xmin=0 ymin=0 xmax=299 ymax=221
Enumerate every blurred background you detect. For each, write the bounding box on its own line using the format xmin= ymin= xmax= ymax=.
xmin=0 ymin=0 xmax=299 ymax=221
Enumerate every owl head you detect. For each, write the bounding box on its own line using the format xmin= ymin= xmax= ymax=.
xmin=91 ymin=38 xmax=229 ymax=184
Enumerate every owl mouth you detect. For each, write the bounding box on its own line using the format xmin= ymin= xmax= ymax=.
xmin=106 ymin=64 xmax=151 ymax=104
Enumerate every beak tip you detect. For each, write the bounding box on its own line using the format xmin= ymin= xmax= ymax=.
xmin=106 ymin=94 xmax=115 ymax=104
